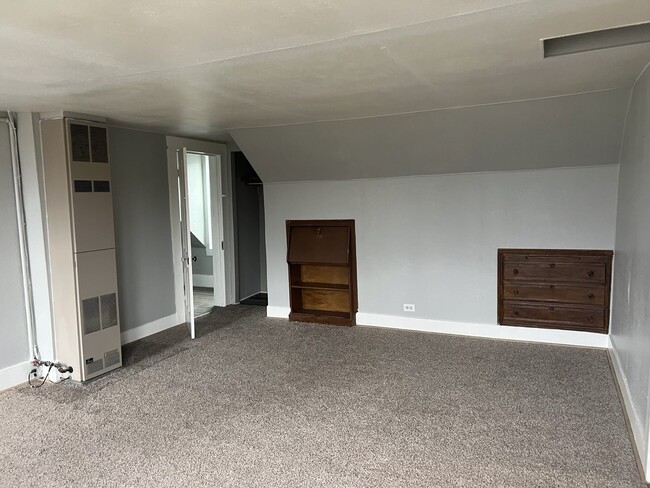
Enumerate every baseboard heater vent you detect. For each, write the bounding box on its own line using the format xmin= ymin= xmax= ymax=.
xmin=85 ymin=358 xmax=104 ymax=376
xmin=104 ymin=349 xmax=120 ymax=368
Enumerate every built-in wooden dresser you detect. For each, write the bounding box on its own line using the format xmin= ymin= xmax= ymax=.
xmin=497 ymin=249 xmax=613 ymax=333
xmin=286 ymin=220 xmax=358 ymax=326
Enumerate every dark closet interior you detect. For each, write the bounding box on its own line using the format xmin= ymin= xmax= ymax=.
xmin=232 ymin=151 xmax=267 ymax=305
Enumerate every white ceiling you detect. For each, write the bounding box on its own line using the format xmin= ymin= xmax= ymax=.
xmin=1 ymin=0 xmax=650 ymax=139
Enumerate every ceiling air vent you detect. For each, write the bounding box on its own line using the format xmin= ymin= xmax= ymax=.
xmin=543 ymin=22 xmax=650 ymax=58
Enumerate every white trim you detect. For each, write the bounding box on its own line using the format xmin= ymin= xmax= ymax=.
xmin=609 ymin=344 xmax=649 ymax=478
xmin=16 ymin=113 xmax=55 ymax=361
xmin=4 ymin=116 xmax=37 ymax=360
xmin=357 ymin=313 xmax=610 ymax=348
xmin=192 ymin=274 xmax=214 ymax=288
xmin=166 ymin=137 xmax=234 ymax=330
xmin=267 ymin=306 xmax=290 ymax=318
xmin=120 ymin=314 xmax=179 ymax=345
xmin=0 ymin=361 xmax=32 ymax=392
xmin=267 ymin=306 xmax=608 ymax=348
xmin=208 ymin=153 xmax=227 ymax=307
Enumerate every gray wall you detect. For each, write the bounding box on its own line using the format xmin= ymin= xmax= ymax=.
xmin=192 ymin=246 xmax=213 ymax=277
xmin=0 ymin=120 xmax=30 ymax=370
xmin=232 ymin=89 xmax=628 ymax=182
xmin=233 ymin=152 xmax=266 ymax=300
xmin=109 ymin=128 xmax=176 ymax=330
xmin=610 ymin=65 xmax=650 ymax=476
xmin=264 ymin=165 xmax=618 ymax=324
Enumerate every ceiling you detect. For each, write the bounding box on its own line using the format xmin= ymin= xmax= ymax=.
xmin=0 ymin=1 xmax=649 ymax=140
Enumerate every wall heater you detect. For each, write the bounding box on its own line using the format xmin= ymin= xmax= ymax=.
xmin=41 ymin=117 xmax=122 ymax=381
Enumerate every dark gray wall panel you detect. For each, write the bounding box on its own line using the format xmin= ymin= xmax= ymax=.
xmin=109 ymin=128 xmax=175 ymax=330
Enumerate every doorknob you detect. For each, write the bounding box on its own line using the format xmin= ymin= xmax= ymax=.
xmin=192 ymin=256 xmax=197 ymax=262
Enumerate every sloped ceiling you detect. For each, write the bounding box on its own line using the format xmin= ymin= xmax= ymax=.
xmin=231 ymin=89 xmax=629 ymax=181
xmin=1 ymin=1 xmax=649 ymax=178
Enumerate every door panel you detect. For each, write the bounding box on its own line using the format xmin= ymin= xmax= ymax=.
xmin=178 ymin=147 xmax=195 ymax=338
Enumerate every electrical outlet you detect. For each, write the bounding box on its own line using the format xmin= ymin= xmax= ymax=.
xmin=403 ymin=304 xmax=415 ymax=312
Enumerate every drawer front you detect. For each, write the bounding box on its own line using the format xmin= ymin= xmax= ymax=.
xmin=503 ymin=283 xmax=606 ymax=306
xmin=502 ymin=254 xmax=609 ymax=265
xmin=502 ymin=301 xmax=606 ymax=331
xmin=288 ymin=225 xmax=350 ymax=264
xmin=502 ymin=262 xmax=606 ymax=283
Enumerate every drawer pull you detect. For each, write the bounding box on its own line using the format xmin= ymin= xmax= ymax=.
xmin=513 ymin=311 xmax=520 ymax=316
xmin=588 ymin=293 xmax=595 ymax=299
xmin=549 ymin=307 xmax=555 ymax=312
xmin=513 ymin=268 xmax=519 ymax=275
xmin=587 ymin=270 xmax=595 ymax=278
xmin=513 ymin=289 xmax=520 ymax=295
xmin=550 ymin=263 xmax=555 ymax=268
xmin=549 ymin=285 xmax=555 ymax=289
xmin=587 ymin=315 xmax=594 ymax=322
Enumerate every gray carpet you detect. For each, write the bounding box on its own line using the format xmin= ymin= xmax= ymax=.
xmin=0 ymin=306 xmax=643 ymax=487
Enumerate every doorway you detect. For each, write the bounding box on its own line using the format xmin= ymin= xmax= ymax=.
xmin=184 ymin=152 xmax=221 ymax=318
xmin=232 ymin=151 xmax=268 ymax=307
xmin=167 ymin=136 xmax=234 ymax=339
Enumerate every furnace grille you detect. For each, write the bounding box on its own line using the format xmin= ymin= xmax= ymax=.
xmin=82 ymin=297 xmax=101 ymax=335
xmin=100 ymin=293 xmax=118 ymax=329
xmin=104 ymin=349 xmax=121 ymax=368
xmin=85 ymin=358 xmax=104 ymax=376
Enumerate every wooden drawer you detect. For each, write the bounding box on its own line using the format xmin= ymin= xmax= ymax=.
xmin=502 ymin=262 xmax=606 ymax=283
xmin=503 ymin=283 xmax=606 ymax=306
xmin=503 ymin=254 xmax=609 ymax=265
xmin=502 ymin=301 xmax=606 ymax=332
xmin=287 ymin=225 xmax=350 ymax=264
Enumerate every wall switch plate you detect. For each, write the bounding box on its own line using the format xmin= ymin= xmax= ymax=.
xmin=403 ymin=304 xmax=415 ymax=312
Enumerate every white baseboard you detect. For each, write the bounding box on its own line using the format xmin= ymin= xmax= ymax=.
xmin=267 ymin=306 xmax=290 ymax=318
xmin=120 ymin=314 xmax=180 ymax=345
xmin=267 ymin=307 xmax=608 ymax=349
xmin=609 ymin=343 xmax=648 ymax=479
xmin=357 ymin=313 xmax=610 ymax=348
xmin=0 ymin=361 xmax=32 ymax=392
xmin=192 ymin=274 xmax=214 ymax=288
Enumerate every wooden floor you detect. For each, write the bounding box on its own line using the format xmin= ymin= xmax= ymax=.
xmin=193 ymin=287 xmax=214 ymax=317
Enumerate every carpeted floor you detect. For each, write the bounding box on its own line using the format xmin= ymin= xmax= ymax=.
xmin=0 ymin=306 xmax=643 ymax=487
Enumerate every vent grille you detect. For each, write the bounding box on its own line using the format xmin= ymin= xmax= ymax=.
xmin=85 ymin=358 xmax=104 ymax=376
xmin=82 ymin=297 xmax=101 ymax=335
xmin=93 ymin=180 xmax=110 ymax=192
xmin=100 ymin=293 xmax=118 ymax=329
xmin=70 ymin=124 xmax=90 ymax=162
xmin=74 ymin=180 xmax=92 ymax=192
xmin=104 ymin=349 xmax=121 ymax=368
xmin=544 ymin=22 xmax=650 ymax=58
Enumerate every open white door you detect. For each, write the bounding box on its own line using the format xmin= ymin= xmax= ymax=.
xmin=178 ymin=147 xmax=195 ymax=338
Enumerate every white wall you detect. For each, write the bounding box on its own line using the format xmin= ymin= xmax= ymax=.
xmin=265 ymin=165 xmax=618 ymax=326
xmin=610 ymin=64 xmax=650 ymax=479
xmin=0 ymin=118 xmax=31 ymax=388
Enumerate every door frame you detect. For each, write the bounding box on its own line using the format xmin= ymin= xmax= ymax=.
xmin=166 ymin=136 xmax=235 ymax=326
